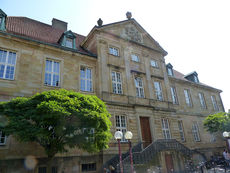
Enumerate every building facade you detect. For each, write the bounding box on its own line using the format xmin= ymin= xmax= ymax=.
xmin=0 ymin=9 xmax=225 ymax=173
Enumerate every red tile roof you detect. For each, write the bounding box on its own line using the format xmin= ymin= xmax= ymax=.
xmin=6 ymin=17 xmax=89 ymax=55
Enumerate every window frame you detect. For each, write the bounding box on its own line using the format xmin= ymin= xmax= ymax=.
xmin=150 ymin=60 xmax=158 ymax=68
xmin=82 ymin=163 xmax=96 ymax=172
xmin=0 ymin=49 xmax=17 ymax=80
xmin=167 ymin=68 xmax=173 ymax=76
xmin=65 ymin=38 xmax=73 ymax=48
xmin=198 ymin=92 xmax=207 ymax=109
xmin=135 ymin=77 xmax=145 ymax=98
xmin=178 ymin=120 xmax=185 ymax=142
xmin=211 ymin=95 xmax=219 ymax=111
xmin=192 ymin=122 xmax=201 ymax=142
xmin=111 ymin=71 xmax=123 ymax=94
xmin=184 ymin=89 xmax=192 ymax=107
xmin=80 ymin=66 xmax=93 ymax=92
xmin=115 ymin=115 xmax=127 ymax=142
xmin=170 ymin=87 xmax=178 ymax=104
xmin=154 ymin=81 xmax=163 ymax=101
xmin=109 ymin=47 xmax=119 ymax=57
xmin=131 ymin=54 xmax=140 ymax=62
xmin=161 ymin=118 xmax=171 ymax=139
xmin=0 ymin=130 xmax=6 ymax=145
xmin=44 ymin=59 xmax=60 ymax=87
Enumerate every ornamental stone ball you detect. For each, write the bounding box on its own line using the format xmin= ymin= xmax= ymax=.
xmin=126 ymin=12 xmax=132 ymax=20
xmin=97 ymin=18 xmax=103 ymax=27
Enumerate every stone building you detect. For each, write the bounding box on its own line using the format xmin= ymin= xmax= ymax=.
xmin=0 ymin=9 xmax=225 ymax=173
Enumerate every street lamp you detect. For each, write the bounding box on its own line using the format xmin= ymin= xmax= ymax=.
xmin=223 ymin=131 xmax=230 ymax=152
xmin=125 ymin=131 xmax=134 ymax=173
xmin=114 ymin=131 xmax=123 ymax=173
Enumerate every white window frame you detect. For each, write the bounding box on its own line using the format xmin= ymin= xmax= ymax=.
xmin=131 ymin=54 xmax=140 ymax=62
xmin=198 ymin=92 xmax=207 ymax=109
xmin=167 ymin=68 xmax=173 ymax=76
xmin=44 ymin=59 xmax=60 ymax=87
xmin=0 ymin=49 xmax=17 ymax=80
xmin=150 ymin=60 xmax=158 ymax=68
xmin=135 ymin=77 xmax=144 ymax=98
xmin=192 ymin=122 xmax=200 ymax=142
xmin=184 ymin=89 xmax=192 ymax=107
xmin=80 ymin=66 xmax=93 ymax=92
xmin=161 ymin=119 xmax=171 ymax=139
xmin=194 ymin=75 xmax=199 ymax=83
xmin=170 ymin=87 xmax=178 ymax=104
xmin=115 ymin=115 xmax=127 ymax=142
xmin=65 ymin=38 xmax=73 ymax=48
xmin=178 ymin=120 xmax=185 ymax=142
xmin=154 ymin=81 xmax=163 ymax=101
xmin=111 ymin=71 xmax=122 ymax=94
xmin=0 ymin=131 xmax=6 ymax=145
xmin=211 ymin=95 xmax=219 ymax=111
xmin=109 ymin=47 xmax=119 ymax=56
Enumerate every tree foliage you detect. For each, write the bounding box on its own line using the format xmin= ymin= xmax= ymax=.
xmin=203 ymin=112 xmax=230 ymax=133
xmin=0 ymin=89 xmax=112 ymax=159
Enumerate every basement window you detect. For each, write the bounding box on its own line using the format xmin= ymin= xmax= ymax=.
xmin=82 ymin=163 xmax=96 ymax=172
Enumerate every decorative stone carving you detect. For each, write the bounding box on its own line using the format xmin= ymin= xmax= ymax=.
xmin=124 ymin=26 xmax=143 ymax=43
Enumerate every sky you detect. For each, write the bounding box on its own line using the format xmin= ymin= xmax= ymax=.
xmin=1 ymin=0 xmax=230 ymax=111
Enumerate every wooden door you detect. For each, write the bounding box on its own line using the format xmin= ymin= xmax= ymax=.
xmin=140 ymin=117 xmax=152 ymax=148
xmin=165 ymin=154 xmax=174 ymax=173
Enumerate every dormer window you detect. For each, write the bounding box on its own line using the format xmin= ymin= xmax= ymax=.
xmin=0 ymin=9 xmax=7 ymax=31
xmin=166 ymin=63 xmax=174 ymax=76
xmin=194 ymin=75 xmax=199 ymax=83
xmin=58 ymin=30 xmax=76 ymax=49
xmin=185 ymin=71 xmax=199 ymax=83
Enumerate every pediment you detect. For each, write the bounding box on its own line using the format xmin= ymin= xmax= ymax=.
xmin=98 ymin=19 xmax=167 ymax=55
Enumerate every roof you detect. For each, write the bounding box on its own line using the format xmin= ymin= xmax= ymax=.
xmin=5 ymin=17 xmax=91 ymax=55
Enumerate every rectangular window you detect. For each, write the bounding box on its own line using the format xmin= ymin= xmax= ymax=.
xmin=0 ymin=49 xmax=17 ymax=80
xmin=198 ymin=93 xmax=207 ymax=109
xmin=44 ymin=59 xmax=60 ymax=87
xmin=192 ymin=122 xmax=200 ymax=142
xmin=65 ymin=38 xmax=73 ymax=48
xmin=52 ymin=167 xmax=57 ymax=173
xmin=135 ymin=77 xmax=144 ymax=98
xmin=38 ymin=167 xmax=47 ymax=173
xmin=154 ymin=82 xmax=163 ymax=101
xmin=184 ymin=89 xmax=192 ymax=107
xmin=167 ymin=68 xmax=173 ymax=76
xmin=111 ymin=71 xmax=122 ymax=94
xmin=80 ymin=67 xmax=92 ymax=92
xmin=131 ymin=54 xmax=140 ymax=62
xmin=115 ymin=115 xmax=127 ymax=142
xmin=109 ymin=47 xmax=119 ymax=56
xmin=161 ymin=119 xmax=171 ymax=139
xmin=178 ymin=121 xmax=185 ymax=142
xmin=170 ymin=87 xmax=178 ymax=104
xmin=0 ymin=131 xmax=6 ymax=145
xmin=211 ymin=95 xmax=219 ymax=111
xmin=150 ymin=60 xmax=158 ymax=67
xmin=82 ymin=163 xmax=96 ymax=172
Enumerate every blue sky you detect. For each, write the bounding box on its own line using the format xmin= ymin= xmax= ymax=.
xmin=2 ymin=0 xmax=230 ymax=111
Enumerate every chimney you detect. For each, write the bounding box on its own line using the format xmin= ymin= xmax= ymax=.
xmin=52 ymin=18 xmax=67 ymax=31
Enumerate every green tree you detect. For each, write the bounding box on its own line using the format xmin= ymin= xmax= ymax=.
xmin=0 ymin=89 xmax=112 ymax=172
xmin=203 ymin=112 xmax=230 ymax=133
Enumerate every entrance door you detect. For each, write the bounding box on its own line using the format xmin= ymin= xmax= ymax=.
xmin=140 ymin=117 xmax=152 ymax=148
xmin=165 ymin=154 xmax=174 ymax=173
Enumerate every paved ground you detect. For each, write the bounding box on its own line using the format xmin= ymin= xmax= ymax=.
xmin=205 ymin=167 xmax=230 ymax=173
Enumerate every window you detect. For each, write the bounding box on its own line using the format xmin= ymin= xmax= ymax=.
xmin=109 ymin=47 xmax=119 ymax=56
xmin=65 ymin=38 xmax=73 ymax=48
xmin=52 ymin=167 xmax=57 ymax=173
xmin=192 ymin=122 xmax=200 ymax=142
xmin=194 ymin=75 xmax=199 ymax=83
xmin=154 ymin=82 xmax=163 ymax=101
xmin=198 ymin=93 xmax=207 ymax=109
xmin=44 ymin=59 xmax=60 ymax=87
xmin=161 ymin=119 xmax=171 ymax=139
xmin=135 ymin=77 xmax=144 ymax=98
xmin=111 ymin=71 xmax=122 ymax=94
xmin=150 ymin=60 xmax=158 ymax=68
xmin=167 ymin=68 xmax=173 ymax=76
xmin=178 ymin=121 xmax=185 ymax=142
xmin=38 ymin=167 xmax=47 ymax=173
xmin=80 ymin=67 xmax=92 ymax=92
xmin=170 ymin=87 xmax=178 ymax=104
xmin=211 ymin=95 xmax=219 ymax=111
xmin=184 ymin=89 xmax=192 ymax=107
xmin=0 ymin=131 xmax=6 ymax=145
xmin=82 ymin=163 xmax=96 ymax=172
xmin=131 ymin=54 xmax=140 ymax=62
xmin=0 ymin=49 xmax=17 ymax=80
xmin=115 ymin=115 xmax=127 ymax=142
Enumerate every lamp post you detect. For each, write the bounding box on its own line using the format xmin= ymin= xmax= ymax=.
xmin=223 ymin=131 xmax=230 ymax=152
xmin=125 ymin=131 xmax=134 ymax=173
xmin=114 ymin=131 xmax=123 ymax=173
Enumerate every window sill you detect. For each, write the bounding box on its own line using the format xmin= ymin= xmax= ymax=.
xmin=44 ymin=84 xmax=61 ymax=88
xmin=109 ymin=53 xmax=120 ymax=57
